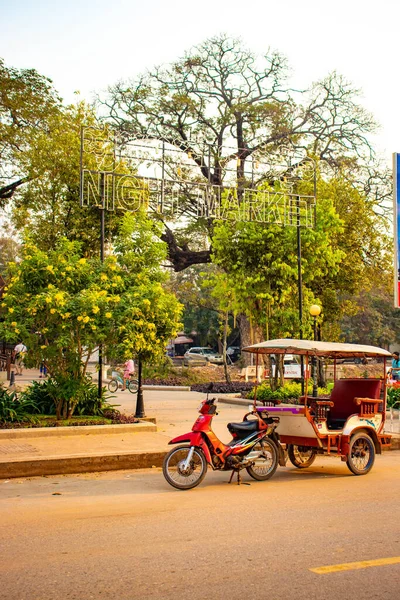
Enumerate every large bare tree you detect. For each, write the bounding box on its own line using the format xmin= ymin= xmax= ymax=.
xmin=101 ymin=35 xmax=380 ymax=270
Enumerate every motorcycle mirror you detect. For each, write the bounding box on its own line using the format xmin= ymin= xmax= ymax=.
xmin=206 ymin=382 xmax=213 ymax=399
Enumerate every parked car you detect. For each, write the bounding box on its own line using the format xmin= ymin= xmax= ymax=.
xmin=183 ymin=347 xmax=223 ymax=366
xmin=335 ymin=357 xmax=373 ymax=364
xmin=227 ymin=346 xmax=241 ymax=363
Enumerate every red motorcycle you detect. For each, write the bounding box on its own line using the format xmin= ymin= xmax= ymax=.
xmin=162 ymin=390 xmax=282 ymax=490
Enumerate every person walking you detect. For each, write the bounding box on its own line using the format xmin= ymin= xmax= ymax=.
xmin=13 ymin=342 xmax=27 ymax=376
xmin=121 ymin=359 xmax=135 ymax=391
xmin=392 ymin=352 xmax=400 ymax=381
xmin=39 ymin=359 xmax=47 ymax=378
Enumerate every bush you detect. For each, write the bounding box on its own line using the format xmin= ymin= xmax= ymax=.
xmin=247 ymin=381 xmax=330 ymax=403
xmin=0 ymin=386 xmax=38 ymax=423
xmin=20 ymin=377 xmax=117 ymax=417
xmin=142 ymin=356 xmax=174 ymax=380
xmin=387 ymin=386 xmax=400 ymax=409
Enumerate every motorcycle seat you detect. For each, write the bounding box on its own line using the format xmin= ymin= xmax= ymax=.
xmin=227 ymin=420 xmax=259 ymax=434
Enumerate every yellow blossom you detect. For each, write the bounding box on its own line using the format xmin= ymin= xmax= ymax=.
xmin=101 ymin=274 xmax=108 ymax=281
xmin=55 ymin=292 xmax=63 ymax=302
xmin=14 ymin=329 xmax=20 ymax=334
xmin=50 ymin=308 xmax=56 ymax=314
xmin=91 ymin=325 xmax=97 ymax=331
xmin=83 ymin=316 xmax=90 ymax=323
xmin=112 ymin=296 xmax=121 ymax=303
xmin=105 ymin=312 xmax=112 ymax=318
xmin=45 ymin=297 xmax=52 ymax=304
xmin=41 ymin=345 xmax=47 ymax=350
xmin=8 ymin=307 xmax=14 ymax=313
xmin=78 ymin=258 xmax=86 ymax=264
xmin=46 ymin=265 xmax=54 ymax=272
xmin=11 ymin=321 xmax=17 ymax=327
xmin=64 ymin=312 xmax=71 ymax=318
xmin=92 ymin=306 xmax=100 ymax=314
xmin=42 ymin=328 xmax=48 ymax=333
xmin=99 ymin=291 xmax=107 ymax=297
xmin=66 ymin=266 xmax=72 ymax=272
xmin=77 ymin=316 xmax=83 ymax=322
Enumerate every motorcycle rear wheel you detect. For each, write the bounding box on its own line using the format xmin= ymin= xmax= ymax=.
xmin=163 ymin=445 xmax=207 ymax=490
xmin=246 ymin=439 xmax=279 ymax=481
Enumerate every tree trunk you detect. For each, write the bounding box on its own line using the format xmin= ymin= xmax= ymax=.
xmin=222 ymin=311 xmax=231 ymax=384
xmin=237 ymin=314 xmax=264 ymax=366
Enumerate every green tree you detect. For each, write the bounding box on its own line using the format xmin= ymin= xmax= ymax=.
xmin=0 ymin=213 xmax=182 ymax=418
xmin=9 ymin=102 xmax=124 ymax=255
xmin=0 ymin=58 xmax=61 ymax=203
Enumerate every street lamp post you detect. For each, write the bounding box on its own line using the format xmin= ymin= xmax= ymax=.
xmin=309 ymin=304 xmax=321 ymax=398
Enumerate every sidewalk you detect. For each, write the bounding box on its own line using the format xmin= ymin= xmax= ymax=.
xmin=0 ymin=388 xmax=399 ymax=479
xmin=0 ymin=390 xmax=249 ymax=478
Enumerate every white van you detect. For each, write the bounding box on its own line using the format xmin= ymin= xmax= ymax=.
xmin=271 ymin=354 xmax=302 ymax=378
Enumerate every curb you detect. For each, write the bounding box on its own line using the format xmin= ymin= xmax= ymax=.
xmin=0 ymin=451 xmax=166 ymax=479
xmin=0 ymin=421 xmax=157 ymax=439
xmin=143 ymin=385 xmax=191 ymax=391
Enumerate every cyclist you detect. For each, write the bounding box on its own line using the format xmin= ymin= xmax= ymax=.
xmin=122 ymin=358 xmax=135 ymax=391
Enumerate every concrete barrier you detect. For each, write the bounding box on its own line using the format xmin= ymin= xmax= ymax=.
xmin=0 ymin=451 xmax=166 ymax=479
xmin=0 ymin=421 xmax=157 ymax=440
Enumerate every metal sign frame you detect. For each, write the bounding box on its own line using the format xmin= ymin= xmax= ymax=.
xmin=80 ymin=126 xmax=317 ymax=228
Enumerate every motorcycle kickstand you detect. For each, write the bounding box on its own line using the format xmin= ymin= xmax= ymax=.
xmin=228 ymin=469 xmax=250 ymax=486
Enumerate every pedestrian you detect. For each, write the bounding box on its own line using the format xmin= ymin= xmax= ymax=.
xmin=392 ymin=352 xmax=400 ymax=381
xmin=39 ymin=359 xmax=47 ymax=378
xmin=13 ymin=341 xmax=27 ymax=376
xmin=121 ymin=358 xmax=135 ymax=391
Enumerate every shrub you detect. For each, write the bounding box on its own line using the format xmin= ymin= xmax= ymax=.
xmin=20 ymin=377 xmax=117 ymax=417
xmin=387 ymin=386 xmax=400 ymax=409
xmin=247 ymin=381 xmax=330 ymax=403
xmin=143 ymin=356 xmax=174 ymax=380
xmin=0 ymin=386 xmax=38 ymax=423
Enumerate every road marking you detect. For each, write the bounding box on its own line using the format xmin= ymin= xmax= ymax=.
xmin=310 ymin=556 xmax=400 ymax=574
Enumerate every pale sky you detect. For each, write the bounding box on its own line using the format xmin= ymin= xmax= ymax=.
xmin=1 ymin=0 xmax=400 ymax=164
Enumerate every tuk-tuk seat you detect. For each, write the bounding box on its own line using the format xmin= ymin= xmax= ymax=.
xmin=327 ymin=378 xmax=382 ymax=430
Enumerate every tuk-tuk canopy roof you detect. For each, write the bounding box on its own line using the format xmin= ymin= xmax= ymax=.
xmin=243 ymin=339 xmax=393 ymax=359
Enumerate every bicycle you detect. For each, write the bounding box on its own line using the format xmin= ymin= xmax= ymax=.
xmin=108 ymin=372 xmax=139 ymax=394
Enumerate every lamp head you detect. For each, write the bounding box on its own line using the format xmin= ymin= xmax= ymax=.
xmin=309 ymin=304 xmax=321 ymax=317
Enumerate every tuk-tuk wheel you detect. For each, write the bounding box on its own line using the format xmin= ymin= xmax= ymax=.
xmin=288 ymin=445 xmax=317 ymax=468
xmin=346 ymin=432 xmax=375 ymax=475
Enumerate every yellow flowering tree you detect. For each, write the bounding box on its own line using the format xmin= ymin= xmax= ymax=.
xmin=0 ymin=216 xmax=182 ymax=418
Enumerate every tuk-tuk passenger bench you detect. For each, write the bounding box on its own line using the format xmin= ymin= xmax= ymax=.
xmin=323 ymin=378 xmax=382 ymax=430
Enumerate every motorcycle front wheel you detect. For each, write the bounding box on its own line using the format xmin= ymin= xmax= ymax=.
xmin=246 ymin=439 xmax=279 ymax=481
xmin=163 ymin=445 xmax=208 ymax=490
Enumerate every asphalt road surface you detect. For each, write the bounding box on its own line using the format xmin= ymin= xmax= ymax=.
xmin=1 ymin=452 xmax=400 ymax=600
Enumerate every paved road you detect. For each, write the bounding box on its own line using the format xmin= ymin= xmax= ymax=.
xmin=1 ymin=452 xmax=400 ymax=600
